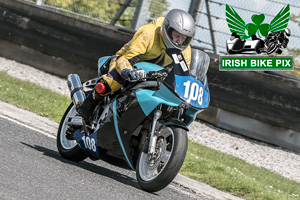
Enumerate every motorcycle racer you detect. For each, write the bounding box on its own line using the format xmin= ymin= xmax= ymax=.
xmin=260 ymin=28 xmax=291 ymax=54
xmin=78 ymin=9 xmax=196 ymax=121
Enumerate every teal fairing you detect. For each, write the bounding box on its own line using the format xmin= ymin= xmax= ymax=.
xmin=98 ymin=56 xmax=111 ymax=77
xmin=135 ymin=84 xmax=183 ymax=116
xmin=133 ymin=49 xmax=210 ymax=125
xmin=113 ymin=100 xmax=135 ymax=170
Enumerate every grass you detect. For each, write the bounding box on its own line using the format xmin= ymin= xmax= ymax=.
xmin=284 ymin=67 xmax=300 ymax=78
xmin=0 ymin=71 xmax=71 ymax=122
xmin=1 ymin=71 xmax=300 ymax=200
xmin=181 ymin=141 xmax=300 ymax=200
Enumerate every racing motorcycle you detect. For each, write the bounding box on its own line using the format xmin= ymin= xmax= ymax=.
xmin=57 ymin=48 xmax=210 ymax=192
xmin=260 ymin=29 xmax=290 ymax=55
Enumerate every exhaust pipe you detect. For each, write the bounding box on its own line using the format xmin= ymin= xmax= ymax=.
xmin=67 ymin=74 xmax=86 ymax=109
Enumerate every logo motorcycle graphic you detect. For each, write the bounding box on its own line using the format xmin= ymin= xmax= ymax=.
xmin=225 ymin=4 xmax=291 ymax=54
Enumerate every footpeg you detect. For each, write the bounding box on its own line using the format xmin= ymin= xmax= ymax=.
xmin=66 ymin=116 xmax=84 ymax=126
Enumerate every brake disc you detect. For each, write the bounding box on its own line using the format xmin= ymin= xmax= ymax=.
xmin=147 ymin=137 xmax=166 ymax=170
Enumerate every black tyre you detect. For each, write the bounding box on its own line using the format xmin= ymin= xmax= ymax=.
xmin=57 ymin=103 xmax=87 ymax=162
xmin=276 ymin=49 xmax=282 ymax=54
xmin=266 ymin=43 xmax=277 ymax=54
xmin=136 ymin=126 xmax=188 ymax=192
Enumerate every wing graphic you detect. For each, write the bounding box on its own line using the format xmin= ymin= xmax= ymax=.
xmin=270 ymin=4 xmax=290 ymax=32
xmin=226 ymin=4 xmax=248 ymax=39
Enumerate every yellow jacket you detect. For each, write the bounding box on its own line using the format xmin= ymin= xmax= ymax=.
xmin=115 ymin=17 xmax=192 ymax=74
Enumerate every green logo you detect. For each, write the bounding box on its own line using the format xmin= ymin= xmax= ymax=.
xmin=226 ymin=4 xmax=290 ymax=40
xmin=222 ymin=4 xmax=293 ymax=70
xmin=219 ymin=56 xmax=293 ymax=71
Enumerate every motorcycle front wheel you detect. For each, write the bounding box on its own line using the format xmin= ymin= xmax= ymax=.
xmin=57 ymin=103 xmax=87 ymax=162
xmin=266 ymin=43 xmax=278 ymax=54
xmin=136 ymin=126 xmax=188 ymax=192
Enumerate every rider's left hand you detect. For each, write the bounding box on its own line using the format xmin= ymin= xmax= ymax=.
xmin=121 ymin=68 xmax=146 ymax=81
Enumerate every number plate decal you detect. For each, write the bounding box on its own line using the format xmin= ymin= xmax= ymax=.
xmin=175 ymin=75 xmax=209 ymax=108
xmin=74 ymin=130 xmax=99 ymax=155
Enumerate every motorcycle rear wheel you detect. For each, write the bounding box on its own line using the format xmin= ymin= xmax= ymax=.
xmin=136 ymin=126 xmax=188 ymax=192
xmin=57 ymin=103 xmax=87 ymax=162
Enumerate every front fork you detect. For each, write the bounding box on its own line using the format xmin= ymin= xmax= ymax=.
xmin=147 ymin=104 xmax=186 ymax=155
xmin=148 ymin=109 xmax=162 ymax=155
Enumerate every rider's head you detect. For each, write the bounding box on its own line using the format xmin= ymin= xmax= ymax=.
xmin=284 ymin=28 xmax=291 ymax=38
xmin=161 ymin=9 xmax=195 ymax=51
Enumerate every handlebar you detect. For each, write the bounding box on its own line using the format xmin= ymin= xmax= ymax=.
xmin=123 ymin=69 xmax=171 ymax=91
xmin=141 ymin=65 xmax=173 ymax=81
xmin=145 ymin=70 xmax=168 ymax=80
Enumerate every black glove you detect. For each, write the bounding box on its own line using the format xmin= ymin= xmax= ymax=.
xmin=121 ymin=68 xmax=146 ymax=81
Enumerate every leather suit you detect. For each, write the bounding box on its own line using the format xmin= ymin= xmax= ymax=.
xmin=100 ymin=17 xmax=192 ymax=95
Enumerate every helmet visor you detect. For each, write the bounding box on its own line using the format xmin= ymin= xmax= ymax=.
xmin=167 ymin=27 xmax=192 ymax=49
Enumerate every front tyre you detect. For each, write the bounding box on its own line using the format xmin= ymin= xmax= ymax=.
xmin=57 ymin=103 xmax=87 ymax=162
xmin=136 ymin=126 xmax=188 ymax=192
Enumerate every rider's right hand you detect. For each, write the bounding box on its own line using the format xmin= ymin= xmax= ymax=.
xmin=121 ymin=68 xmax=146 ymax=81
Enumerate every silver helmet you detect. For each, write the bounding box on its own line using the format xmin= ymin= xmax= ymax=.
xmin=161 ymin=9 xmax=195 ymax=51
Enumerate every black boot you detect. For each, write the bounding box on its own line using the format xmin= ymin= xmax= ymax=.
xmin=66 ymin=126 xmax=76 ymax=140
xmin=78 ymin=91 xmax=102 ymax=121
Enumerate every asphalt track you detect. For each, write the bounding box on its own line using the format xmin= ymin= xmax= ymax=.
xmin=0 ymin=115 xmax=207 ymax=200
xmin=0 ymin=101 xmax=243 ymax=200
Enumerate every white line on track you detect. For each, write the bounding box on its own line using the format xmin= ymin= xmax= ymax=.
xmin=0 ymin=114 xmax=241 ymax=199
xmin=0 ymin=114 xmax=56 ymax=139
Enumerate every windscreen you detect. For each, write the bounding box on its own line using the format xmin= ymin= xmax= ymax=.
xmin=189 ymin=49 xmax=210 ymax=82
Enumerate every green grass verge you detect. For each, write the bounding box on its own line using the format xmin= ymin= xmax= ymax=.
xmin=181 ymin=141 xmax=300 ymax=200
xmin=0 ymin=71 xmax=71 ymax=123
xmin=1 ymin=71 xmax=300 ymax=200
